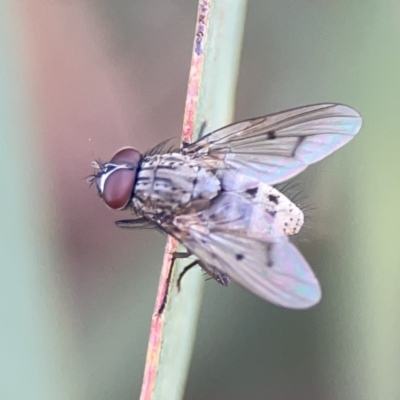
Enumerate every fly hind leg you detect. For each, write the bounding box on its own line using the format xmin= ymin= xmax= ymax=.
xmin=175 ymin=254 xmax=231 ymax=291
xmin=200 ymin=262 xmax=231 ymax=286
xmin=157 ymin=253 xmax=231 ymax=314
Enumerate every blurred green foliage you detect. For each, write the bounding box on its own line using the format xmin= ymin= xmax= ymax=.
xmin=1 ymin=1 xmax=399 ymax=400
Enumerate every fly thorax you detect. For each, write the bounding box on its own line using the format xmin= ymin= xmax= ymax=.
xmin=133 ymin=153 xmax=220 ymax=215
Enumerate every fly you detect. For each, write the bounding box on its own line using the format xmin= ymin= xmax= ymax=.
xmin=89 ymin=103 xmax=362 ymax=309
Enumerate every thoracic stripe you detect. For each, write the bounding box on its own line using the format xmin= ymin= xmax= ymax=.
xmin=132 ymin=153 xmax=221 ymax=216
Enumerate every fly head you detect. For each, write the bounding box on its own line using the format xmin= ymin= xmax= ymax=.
xmin=89 ymin=147 xmax=141 ymax=210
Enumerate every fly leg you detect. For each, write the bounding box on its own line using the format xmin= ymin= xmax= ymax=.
xmin=175 ymin=253 xmax=231 ymax=291
xmin=173 ymin=251 xmax=198 ymax=292
xmin=158 ymin=251 xmax=230 ymax=314
xmin=199 ymin=262 xmax=231 ymax=286
xmin=198 ymin=120 xmax=207 ymax=138
xmin=177 ymin=260 xmax=199 ymax=291
xmin=173 ymin=251 xmax=192 ymax=259
xmin=180 ymin=121 xmax=208 ymax=149
xmin=156 ymin=251 xmax=192 ymax=314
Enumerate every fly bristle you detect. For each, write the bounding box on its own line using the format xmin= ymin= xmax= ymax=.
xmin=86 ymin=157 xmax=106 ymax=185
xmin=145 ymin=138 xmax=179 ymax=156
xmin=275 ymin=179 xmax=313 ymax=213
xmin=86 ymin=174 xmax=96 ymax=186
xmin=274 ymin=179 xmax=302 ymax=194
xmin=274 ymin=178 xmax=317 ymax=241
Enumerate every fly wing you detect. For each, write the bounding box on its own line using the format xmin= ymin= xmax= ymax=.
xmin=193 ymin=233 xmax=320 ymax=309
xmin=171 ymin=192 xmax=321 ymax=309
xmin=182 ymin=103 xmax=362 ymax=188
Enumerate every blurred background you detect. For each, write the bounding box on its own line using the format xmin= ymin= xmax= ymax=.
xmin=2 ymin=1 xmax=400 ymax=399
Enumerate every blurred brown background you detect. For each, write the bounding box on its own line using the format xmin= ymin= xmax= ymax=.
xmin=2 ymin=1 xmax=400 ymax=399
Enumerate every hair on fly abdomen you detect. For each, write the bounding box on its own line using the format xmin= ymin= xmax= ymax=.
xmin=274 ymin=178 xmax=316 ymax=242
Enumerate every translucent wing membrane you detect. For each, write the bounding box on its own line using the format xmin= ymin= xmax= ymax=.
xmin=182 ymin=103 xmax=362 ymax=187
xmin=171 ymin=192 xmax=321 ymax=309
xmin=92 ymin=102 xmax=361 ymax=309
xmin=191 ymin=232 xmax=320 ymax=308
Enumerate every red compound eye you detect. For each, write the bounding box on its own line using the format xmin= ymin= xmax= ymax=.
xmin=100 ymin=147 xmax=141 ymax=210
xmin=102 ymin=168 xmax=136 ymax=210
xmin=110 ymin=147 xmax=141 ymax=165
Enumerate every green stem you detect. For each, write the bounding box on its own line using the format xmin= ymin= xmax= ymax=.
xmin=139 ymin=1 xmax=248 ymax=399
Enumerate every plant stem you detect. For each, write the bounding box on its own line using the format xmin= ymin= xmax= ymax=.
xmin=140 ymin=1 xmax=248 ymax=399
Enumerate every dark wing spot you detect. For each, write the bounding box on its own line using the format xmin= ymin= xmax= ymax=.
xmin=266 ymin=130 xmax=276 ymax=139
xmin=236 ymin=253 xmax=244 ymax=261
xmin=268 ymin=194 xmax=279 ymax=204
xmin=266 ymin=243 xmax=274 ymax=267
xmin=246 ymin=187 xmax=258 ymax=196
xmin=268 ymin=210 xmax=277 ymax=217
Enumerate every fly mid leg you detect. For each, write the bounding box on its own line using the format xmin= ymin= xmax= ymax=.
xmin=157 ymin=251 xmax=230 ymax=314
xmin=156 ymin=251 xmax=192 ymax=314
